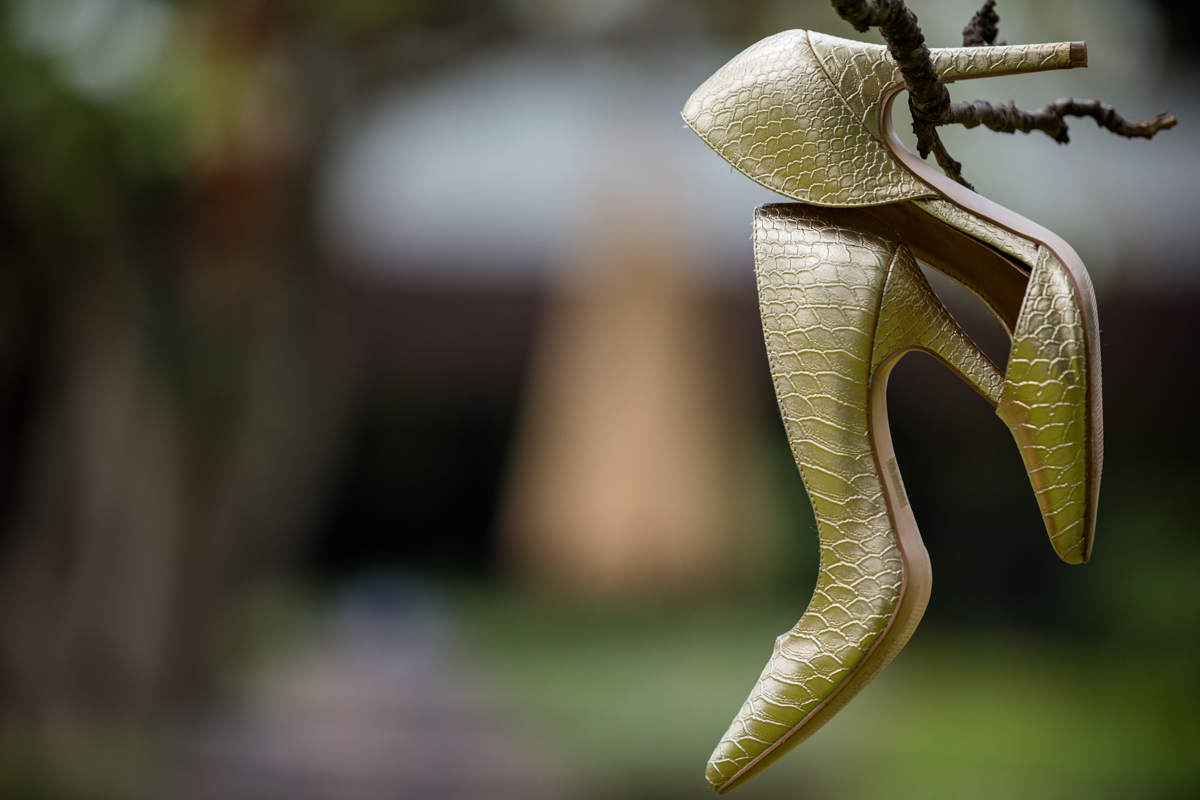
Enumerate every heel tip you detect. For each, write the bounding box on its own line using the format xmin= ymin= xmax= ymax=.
xmin=1070 ymin=41 xmax=1087 ymax=68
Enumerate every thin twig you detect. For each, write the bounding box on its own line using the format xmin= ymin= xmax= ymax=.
xmin=928 ymin=133 xmax=972 ymax=190
xmin=946 ymin=98 xmax=1178 ymax=144
xmin=962 ymin=0 xmax=1003 ymax=47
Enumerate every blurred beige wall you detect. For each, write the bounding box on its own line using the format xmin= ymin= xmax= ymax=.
xmin=500 ymin=200 xmax=775 ymax=598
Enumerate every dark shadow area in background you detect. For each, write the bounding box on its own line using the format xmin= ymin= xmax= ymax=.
xmin=305 ymin=282 xmax=544 ymax=578
xmin=1151 ymin=0 xmax=1200 ymax=64
xmin=306 ymin=271 xmax=1200 ymax=637
xmin=310 ymin=398 xmax=515 ymax=576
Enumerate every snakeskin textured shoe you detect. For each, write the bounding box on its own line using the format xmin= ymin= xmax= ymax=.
xmin=683 ymin=31 xmax=1101 ymax=793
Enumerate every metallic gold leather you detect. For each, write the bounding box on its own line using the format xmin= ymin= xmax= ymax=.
xmin=871 ymin=240 xmax=1005 ymax=405
xmin=681 ymin=31 xmax=1076 ymax=208
xmin=706 ymin=204 xmax=1004 ymax=791
xmin=913 ymin=201 xmax=1100 ymax=564
xmin=682 ymin=30 xmax=930 ymax=207
xmin=913 ymin=198 xmax=1042 ymax=270
xmin=685 ymin=26 xmax=1103 ymax=792
xmin=997 ymin=246 xmax=1095 ymax=564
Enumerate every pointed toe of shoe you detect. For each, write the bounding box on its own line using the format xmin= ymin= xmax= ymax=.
xmin=681 ymin=30 xmax=929 ymax=207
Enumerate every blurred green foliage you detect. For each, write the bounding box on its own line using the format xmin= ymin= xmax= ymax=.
xmin=456 ymin=581 xmax=1200 ymax=800
xmin=0 ymin=0 xmax=463 ymax=256
xmin=0 ymin=4 xmax=151 ymax=264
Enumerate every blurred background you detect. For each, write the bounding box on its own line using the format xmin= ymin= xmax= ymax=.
xmin=0 ymin=0 xmax=1197 ymax=798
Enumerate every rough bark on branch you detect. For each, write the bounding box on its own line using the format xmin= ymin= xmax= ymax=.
xmin=962 ymin=0 xmax=1003 ymax=47
xmin=830 ymin=1 xmax=948 ymax=139
xmin=947 ymin=98 xmax=1178 ymax=144
xmin=829 ymin=0 xmax=964 ymax=184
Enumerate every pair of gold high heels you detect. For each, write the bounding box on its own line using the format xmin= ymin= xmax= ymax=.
xmin=683 ymin=30 xmax=1101 ymax=793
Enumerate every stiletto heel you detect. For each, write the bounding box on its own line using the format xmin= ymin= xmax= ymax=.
xmin=685 ymin=23 xmax=1105 ymax=792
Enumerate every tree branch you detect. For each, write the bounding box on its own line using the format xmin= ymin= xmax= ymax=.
xmin=829 ymin=0 xmax=1177 ymax=190
xmin=946 ymin=98 xmax=1178 ymax=144
xmin=962 ymin=0 xmax=1003 ymax=47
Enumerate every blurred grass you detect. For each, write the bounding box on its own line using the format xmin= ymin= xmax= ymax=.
xmin=452 ymin=585 xmax=1200 ymax=800
xmin=0 ymin=725 xmax=150 ymax=800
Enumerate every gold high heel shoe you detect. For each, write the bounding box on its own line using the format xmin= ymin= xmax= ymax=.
xmin=683 ymin=31 xmax=1101 ymax=792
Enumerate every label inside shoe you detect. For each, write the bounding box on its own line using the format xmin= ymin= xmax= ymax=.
xmin=885 ymin=457 xmax=909 ymax=508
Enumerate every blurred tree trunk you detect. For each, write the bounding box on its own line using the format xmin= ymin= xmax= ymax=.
xmin=0 ymin=1 xmax=358 ymax=786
